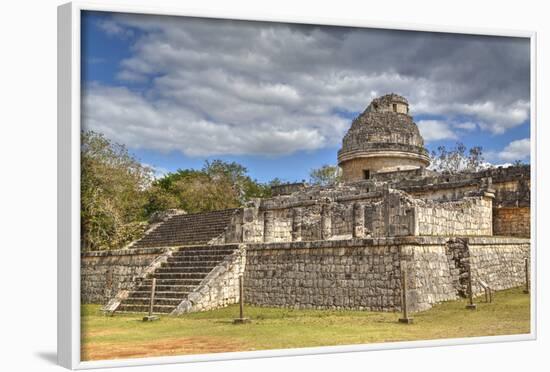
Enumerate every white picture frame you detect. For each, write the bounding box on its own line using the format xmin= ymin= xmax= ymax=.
xmin=57 ymin=1 xmax=537 ymax=369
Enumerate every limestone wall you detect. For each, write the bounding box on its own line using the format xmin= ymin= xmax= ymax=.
xmin=81 ymin=247 xmax=172 ymax=304
xmin=244 ymin=240 xmax=403 ymax=311
xmin=403 ymin=242 xmax=459 ymax=311
xmin=243 ymin=237 xmax=530 ymax=312
xmin=223 ymin=188 xmax=494 ymax=244
xmin=468 ymin=237 xmax=530 ymax=294
xmin=493 ymin=207 xmax=530 ymax=238
xmin=81 ymin=236 xmax=530 ymax=313
xmin=264 ymin=209 xmax=293 ymax=242
xmin=415 ymin=196 xmax=493 ymax=236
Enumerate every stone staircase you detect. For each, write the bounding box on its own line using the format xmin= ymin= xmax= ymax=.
xmin=116 ymin=244 xmax=240 ymax=314
xmin=132 ymin=208 xmax=238 ymax=248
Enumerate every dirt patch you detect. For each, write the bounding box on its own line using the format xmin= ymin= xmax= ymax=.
xmin=83 ymin=328 xmax=124 ymax=338
xmin=81 ymin=336 xmax=249 ymax=361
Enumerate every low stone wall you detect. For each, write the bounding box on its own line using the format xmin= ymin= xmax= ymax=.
xmin=468 ymin=237 xmax=530 ymax=294
xmin=493 ymin=207 xmax=530 ymax=238
xmin=244 ymin=239 xmax=402 ymax=311
xmin=82 ymin=237 xmax=530 ymax=313
xmin=81 ymin=247 xmax=172 ymax=304
xmin=243 ymin=237 xmax=530 ymax=312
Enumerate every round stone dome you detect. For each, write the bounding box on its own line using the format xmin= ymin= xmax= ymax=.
xmin=337 ymin=94 xmax=430 ymax=182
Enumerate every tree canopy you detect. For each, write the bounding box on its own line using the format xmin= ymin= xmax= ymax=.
xmin=81 ymin=131 xmax=153 ymax=251
xmin=146 ymin=160 xmax=272 ymax=215
xmin=429 ymin=142 xmax=487 ymax=174
xmin=309 ymin=164 xmax=342 ymax=186
xmin=81 ymin=130 xmax=275 ymax=251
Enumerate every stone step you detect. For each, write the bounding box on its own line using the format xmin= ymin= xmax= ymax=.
xmin=152 ymin=272 xmax=210 ymax=280
xmin=132 ymin=209 xmax=238 ymax=249
xmin=145 ymin=228 xmax=229 ymax=235
xmin=175 ymin=244 xmax=238 ymax=251
xmin=135 ymin=284 xmax=196 ymax=292
xmin=170 ymin=250 xmax=234 ymax=257
xmin=141 ymin=278 xmax=203 ymax=286
xmin=165 ymin=258 xmax=227 ymax=266
xmin=122 ymin=297 xmax=182 ymax=306
xmin=155 ymin=266 xmax=217 ymax=273
xmin=129 ymin=290 xmax=190 ymax=299
xmin=161 ymin=260 xmax=222 ymax=267
xmin=116 ymin=304 xmax=175 ymax=314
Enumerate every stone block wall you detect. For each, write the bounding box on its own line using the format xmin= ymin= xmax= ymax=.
xmin=81 ymin=236 xmax=530 ymax=313
xmin=242 ymin=237 xmax=530 ymax=313
xmin=493 ymin=207 xmax=530 ymax=238
xmin=81 ymin=247 xmax=172 ymax=304
xmin=264 ymin=210 xmax=293 ymax=242
xmin=300 ymin=204 xmax=323 ymax=241
xmin=271 ymin=182 xmax=307 ymax=196
xmin=415 ymin=196 xmax=493 ymax=236
xmin=403 ymin=242 xmax=459 ymax=311
xmin=222 ymin=188 xmax=494 ymax=245
xmin=244 ymin=240 xmax=403 ymax=311
xmin=468 ymin=237 xmax=530 ymax=294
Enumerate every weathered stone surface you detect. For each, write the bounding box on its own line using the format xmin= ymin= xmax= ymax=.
xmin=493 ymin=207 xmax=530 ymax=237
xmin=81 ymin=247 xmax=172 ymax=304
xmin=338 ymin=94 xmax=430 ymax=180
xmin=242 ymin=237 xmax=529 ymax=312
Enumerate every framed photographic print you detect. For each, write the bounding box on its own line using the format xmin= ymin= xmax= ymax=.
xmin=58 ymin=1 xmax=537 ymax=369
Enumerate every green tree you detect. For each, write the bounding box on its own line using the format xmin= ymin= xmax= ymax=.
xmin=309 ymin=165 xmax=342 ymax=186
xmin=202 ymin=160 xmax=271 ymax=202
xmin=145 ymin=160 xmax=273 ymax=215
xmin=81 ymin=131 xmax=153 ymax=251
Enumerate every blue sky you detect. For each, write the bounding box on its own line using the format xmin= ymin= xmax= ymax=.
xmin=81 ymin=11 xmax=531 ymax=183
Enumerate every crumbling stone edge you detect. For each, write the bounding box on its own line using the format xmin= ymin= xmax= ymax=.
xmin=171 ymin=244 xmax=246 ymax=315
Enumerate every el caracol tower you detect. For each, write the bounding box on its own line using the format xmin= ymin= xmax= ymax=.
xmin=338 ymin=94 xmax=430 ymax=182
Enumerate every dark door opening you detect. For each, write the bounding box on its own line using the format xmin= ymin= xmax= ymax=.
xmin=363 ymin=169 xmax=370 ymax=179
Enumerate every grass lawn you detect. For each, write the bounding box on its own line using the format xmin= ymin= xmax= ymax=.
xmin=81 ymin=287 xmax=530 ymax=361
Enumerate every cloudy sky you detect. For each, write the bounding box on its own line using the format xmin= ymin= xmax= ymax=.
xmin=81 ymin=11 xmax=531 ymax=182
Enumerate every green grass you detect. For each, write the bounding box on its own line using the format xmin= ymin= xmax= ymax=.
xmin=81 ymin=287 xmax=530 ymax=361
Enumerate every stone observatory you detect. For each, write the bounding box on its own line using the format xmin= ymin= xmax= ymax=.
xmin=82 ymin=93 xmax=531 ymax=317
xmin=338 ymin=93 xmax=430 ymax=182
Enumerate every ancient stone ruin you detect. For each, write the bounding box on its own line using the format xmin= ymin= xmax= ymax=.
xmin=82 ymin=93 xmax=531 ymax=315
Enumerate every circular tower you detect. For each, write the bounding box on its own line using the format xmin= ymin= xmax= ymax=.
xmin=337 ymin=93 xmax=430 ymax=182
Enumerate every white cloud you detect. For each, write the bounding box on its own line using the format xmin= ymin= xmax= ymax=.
xmin=498 ymin=138 xmax=530 ymax=161
xmin=453 ymin=121 xmax=477 ymax=131
xmin=97 ymin=19 xmax=134 ymax=39
xmin=82 ymin=83 xmax=348 ymax=156
xmin=417 ymin=120 xmax=458 ymax=142
xmin=83 ymin=15 xmax=530 ymax=157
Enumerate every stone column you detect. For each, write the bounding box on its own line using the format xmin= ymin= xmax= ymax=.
xmin=263 ymin=210 xmax=274 ymax=243
xmin=292 ymin=208 xmax=303 ymax=242
xmin=240 ymin=207 xmax=256 ymax=243
xmin=352 ymin=202 xmax=365 ymax=238
xmin=321 ymin=203 xmax=332 ymax=240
